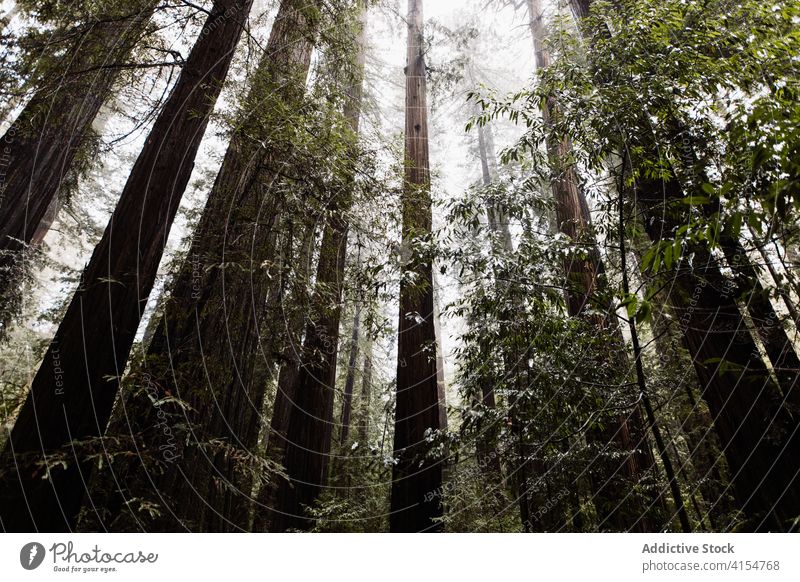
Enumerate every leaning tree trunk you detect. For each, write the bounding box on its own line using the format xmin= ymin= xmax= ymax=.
xmin=676 ymin=124 xmax=800 ymax=413
xmin=750 ymin=228 xmax=800 ymax=331
xmin=0 ymin=0 xmax=253 ymax=533
xmin=720 ymin=236 xmax=800 ymax=411
xmin=271 ymin=3 xmax=368 ymax=532
xmin=105 ymin=0 xmax=322 ymax=533
xmin=634 ymin=170 xmax=800 ymax=531
xmin=572 ymin=0 xmax=800 ymax=531
xmin=0 ymin=2 xmax=156 ymax=332
xmin=525 ymin=0 xmax=665 ymax=532
xmin=628 ymin=227 xmax=736 ymax=526
xmin=389 ymin=0 xmax=446 ymax=533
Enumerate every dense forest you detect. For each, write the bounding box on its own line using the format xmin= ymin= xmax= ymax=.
xmin=0 ymin=0 xmax=798 ymax=533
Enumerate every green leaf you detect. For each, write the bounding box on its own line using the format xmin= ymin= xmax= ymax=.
xmin=681 ymin=195 xmax=710 ymax=205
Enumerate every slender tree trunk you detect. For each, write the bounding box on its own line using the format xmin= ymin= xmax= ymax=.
xmin=0 ymin=3 xmax=156 ymax=331
xmin=0 ymin=0 xmax=252 ymax=532
xmin=473 ymin=119 xmax=507 ymax=493
xmin=270 ymin=2 xmax=367 ymax=532
xmin=340 ymin=304 xmax=362 ymax=446
xmin=390 ymin=0 xmax=445 ymax=533
xmin=357 ymin=335 xmax=373 ymax=445
xmin=618 ymin=169 xmax=692 ymax=532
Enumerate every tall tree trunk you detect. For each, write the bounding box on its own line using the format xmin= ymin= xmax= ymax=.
xmin=572 ymin=0 xmax=800 ymax=529
xmin=0 ymin=3 xmax=156 ymax=331
xmin=678 ymin=123 xmax=800 ymax=412
xmin=0 ymin=0 xmax=253 ymax=533
xmin=340 ymin=304 xmax=362 ymax=446
xmin=722 ymin=237 xmax=800 ymax=411
xmin=629 ymin=227 xmax=736 ymax=526
xmin=633 ymin=169 xmax=800 ymax=530
xmin=111 ymin=0 xmax=321 ymax=533
xmin=357 ymin=334 xmax=373 ymax=445
xmin=270 ymin=1 xmax=367 ymax=532
xmin=250 ymin=226 xmax=316 ymax=532
xmin=525 ymin=0 xmax=663 ymax=532
xmin=473 ymin=119 xmax=507 ymax=493
xmin=390 ymin=0 xmax=445 ymax=533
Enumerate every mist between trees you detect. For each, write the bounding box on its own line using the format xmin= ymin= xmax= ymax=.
xmin=0 ymin=0 xmax=798 ymax=532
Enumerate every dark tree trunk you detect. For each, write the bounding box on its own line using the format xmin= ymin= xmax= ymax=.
xmin=568 ymin=0 xmax=593 ymax=19
xmin=720 ymin=237 xmax=800 ymax=413
xmin=572 ymin=0 xmax=800 ymax=530
xmin=389 ymin=0 xmax=445 ymax=533
xmin=250 ymin=285 xmax=309 ymax=532
xmin=635 ymin=173 xmax=800 ymax=531
xmin=271 ymin=221 xmax=348 ymax=532
xmin=108 ymin=0 xmax=322 ymax=532
xmin=0 ymin=0 xmax=252 ymax=533
xmin=270 ymin=2 xmax=367 ymax=532
xmin=0 ymin=3 xmax=156 ymax=331
xmin=629 ymin=229 xmax=736 ymax=526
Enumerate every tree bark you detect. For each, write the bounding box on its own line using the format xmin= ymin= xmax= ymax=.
xmin=634 ymin=171 xmax=800 ymax=530
xmin=389 ymin=0 xmax=445 ymax=533
xmin=721 ymin=237 xmax=800 ymax=412
xmin=339 ymin=304 xmax=362 ymax=446
xmin=0 ymin=0 xmax=252 ymax=532
xmin=270 ymin=1 xmax=367 ymax=532
xmin=568 ymin=0 xmax=800 ymax=530
xmin=0 ymin=3 xmax=156 ymax=331
xmin=111 ymin=0 xmax=321 ymax=532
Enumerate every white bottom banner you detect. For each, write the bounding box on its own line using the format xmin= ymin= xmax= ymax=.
xmin=1 ymin=534 xmax=797 ymax=581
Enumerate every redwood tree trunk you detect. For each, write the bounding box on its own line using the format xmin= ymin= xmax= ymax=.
xmin=340 ymin=304 xmax=362 ymax=446
xmin=0 ymin=0 xmax=253 ymax=532
xmin=636 ymin=173 xmax=800 ymax=530
xmin=0 ymin=3 xmax=156 ymax=329
xmin=112 ymin=0 xmax=322 ymax=532
xmin=572 ymin=0 xmax=800 ymax=530
xmin=389 ymin=0 xmax=445 ymax=533
xmin=269 ymin=1 xmax=368 ymax=532
xmin=721 ymin=238 xmax=800 ymax=411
